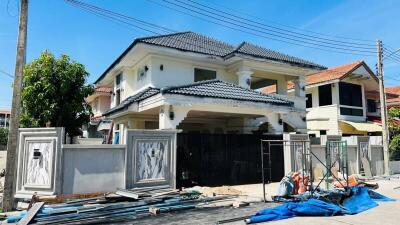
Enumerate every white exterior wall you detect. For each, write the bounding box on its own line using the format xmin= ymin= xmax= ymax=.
xmin=150 ymin=55 xmax=237 ymax=88
xmin=307 ymin=105 xmax=340 ymax=135
xmin=305 ymin=85 xmax=340 ymax=135
xmin=305 ymin=79 xmax=371 ymax=135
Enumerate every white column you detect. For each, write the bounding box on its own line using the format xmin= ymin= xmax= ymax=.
xmin=276 ymin=77 xmax=288 ymax=95
xmin=236 ymin=67 xmax=253 ymax=89
xmin=264 ymin=113 xmax=283 ymax=133
xmin=159 ymin=105 xmax=189 ymax=130
xmin=293 ymin=76 xmax=306 ymax=97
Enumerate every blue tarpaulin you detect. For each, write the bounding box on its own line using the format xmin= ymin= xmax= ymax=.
xmin=247 ymin=187 xmax=394 ymax=224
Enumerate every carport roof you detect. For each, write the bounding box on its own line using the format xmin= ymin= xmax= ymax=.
xmin=103 ymin=80 xmax=294 ymax=116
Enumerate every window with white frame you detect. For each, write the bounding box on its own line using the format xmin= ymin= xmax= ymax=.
xmin=194 ymin=68 xmax=216 ymax=82
xmin=339 ymin=82 xmax=363 ymax=116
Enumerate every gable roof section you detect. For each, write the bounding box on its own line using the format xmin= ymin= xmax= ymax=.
xmin=228 ymin=42 xmax=323 ymax=69
xmin=95 ymin=32 xmax=325 ymax=84
xmin=103 ymin=80 xmax=293 ymax=116
xmin=304 ymin=60 xmax=375 ymax=86
xmin=262 ymin=61 xmax=376 ymax=94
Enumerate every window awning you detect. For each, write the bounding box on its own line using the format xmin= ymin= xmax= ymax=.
xmin=339 ymin=120 xmax=382 ymax=133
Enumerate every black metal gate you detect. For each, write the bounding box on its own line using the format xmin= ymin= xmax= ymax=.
xmin=176 ymin=133 xmax=283 ymax=188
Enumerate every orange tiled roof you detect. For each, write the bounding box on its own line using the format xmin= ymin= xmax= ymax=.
xmin=387 ymin=97 xmax=400 ymax=104
xmin=262 ymin=61 xmax=369 ymax=94
xmin=385 ymin=86 xmax=400 ymax=96
xmin=95 ymin=86 xmax=112 ymax=94
xmin=0 ymin=109 xmax=11 ymax=115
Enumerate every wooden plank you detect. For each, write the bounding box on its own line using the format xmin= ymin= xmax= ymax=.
xmin=38 ymin=192 xmax=105 ymax=204
xmin=17 ymin=202 xmax=45 ymax=225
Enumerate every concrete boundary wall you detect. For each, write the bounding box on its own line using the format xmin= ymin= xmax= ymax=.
xmin=285 ymin=134 xmax=385 ymax=178
xmin=389 ymin=161 xmax=400 ymax=174
xmin=14 ymin=127 xmax=178 ymax=199
xmin=61 ymin=144 xmax=126 ymax=194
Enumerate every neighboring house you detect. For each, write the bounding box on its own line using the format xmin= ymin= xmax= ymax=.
xmin=84 ymin=86 xmax=112 ymax=140
xmin=0 ymin=109 xmax=10 ymax=129
xmin=94 ymin=32 xmax=325 ymax=144
xmin=385 ymin=86 xmax=400 ymax=108
xmin=264 ymin=61 xmax=383 ymax=136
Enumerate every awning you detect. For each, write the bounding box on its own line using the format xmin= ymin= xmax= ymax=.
xmin=97 ymin=120 xmax=112 ymax=131
xmin=339 ymin=120 xmax=382 ymax=133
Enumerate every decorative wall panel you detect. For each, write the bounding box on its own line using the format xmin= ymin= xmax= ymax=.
xmin=126 ymin=129 xmax=178 ymax=188
xmin=15 ymin=128 xmax=64 ymax=198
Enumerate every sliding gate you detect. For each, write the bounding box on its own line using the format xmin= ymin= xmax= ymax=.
xmin=177 ymin=133 xmax=283 ymax=188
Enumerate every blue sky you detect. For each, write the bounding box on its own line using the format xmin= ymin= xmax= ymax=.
xmin=1 ymin=0 xmax=399 ymax=109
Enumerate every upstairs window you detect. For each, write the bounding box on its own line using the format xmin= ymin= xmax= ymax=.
xmin=339 ymin=82 xmax=362 ymax=107
xmin=116 ymin=73 xmax=122 ymax=87
xmin=194 ymin=68 xmax=216 ymax=82
xmin=115 ymin=89 xmax=121 ymax=105
xmin=340 ymin=107 xmax=363 ymax=116
xmin=318 ymin=84 xmax=332 ymax=106
xmin=306 ymin=93 xmax=313 ymax=108
xmin=367 ymin=99 xmax=377 ymax=113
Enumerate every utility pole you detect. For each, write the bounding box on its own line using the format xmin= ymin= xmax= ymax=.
xmin=3 ymin=0 xmax=29 ymax=212
xmin=377 ymin=40 xmax=390 ymax=176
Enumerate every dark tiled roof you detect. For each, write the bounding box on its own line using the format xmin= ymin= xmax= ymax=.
xmin=161 ymin=80 xmax=293 ymax=105
xmin=231 ymin=42 xmax=324 ymax=69
xmin=95 ymin=32 xmax=325 ymax=84
xmin=103 ymin=87 xmax=160 ymax=116
xmin=103 ymin=80 xmax=293 ymax=116
xmin=138 ymin=32 xmax=234 ymax=57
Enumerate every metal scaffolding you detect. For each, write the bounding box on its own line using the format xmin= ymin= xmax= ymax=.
xmin=260 ymin=139 xmax=349 ymax=202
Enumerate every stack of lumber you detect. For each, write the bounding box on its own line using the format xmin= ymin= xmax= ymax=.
xmin=4 ymin=185 xmax=237 ymax=224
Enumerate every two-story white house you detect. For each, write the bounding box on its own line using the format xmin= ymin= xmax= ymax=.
xmin=264 ymin=60 xmax=383 ymax=136
xmin=94 ymin=32 xmax=325 ymax=143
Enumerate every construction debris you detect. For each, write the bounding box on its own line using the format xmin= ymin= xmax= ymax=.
xmin=184 ymin=185 xmax=242 ymax=197
xmin=3 ymin=185 xmax=245 ymax=224
xmin=233 ymin=201 xmax=249 ymax=208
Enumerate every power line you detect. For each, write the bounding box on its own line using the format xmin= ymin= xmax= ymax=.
xmin=157 ymin=0 xmax=377 ymax=53
xmin=68 ymin=0 xmax=174 ymax=33
xmin=186 ymin=0 xmax=376 ymax=48
xmin=383 ymin=46 xmax=400 ymax=62
xmin=385 ymin=76 xmax=400 ymax=82
xmin=147 ymin=0 xmax=376 ymax=56
xmin=197 ymin=0 xmax=376 ymax=44
xmin=65 ymin=0 xmax=238 ymax=56
xmin=0 ymin=69 xmax=14 ymax=79
xmin=154 ymin=0 xmax=377 ymax=53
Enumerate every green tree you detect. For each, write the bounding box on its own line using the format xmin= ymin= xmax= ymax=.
xmin=21 ymin=51 xmax=94 ymax=136
xmin=0 ymin=128 xmax=8 ymax=147
xmin=388 ymin=107 xmax=400 ymax=160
